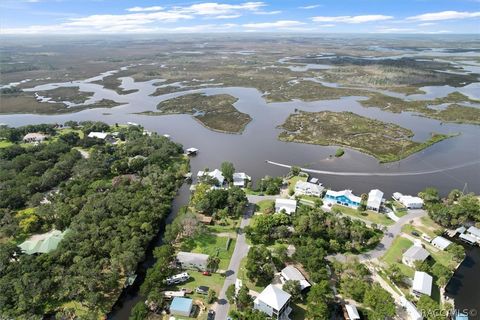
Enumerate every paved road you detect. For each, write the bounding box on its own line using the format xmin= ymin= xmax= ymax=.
xmin=214 ymin=204 xmax=254 ymax=320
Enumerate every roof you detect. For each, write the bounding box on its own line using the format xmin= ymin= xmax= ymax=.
xmin=309 ymin=177 xmax=319 ymax=184
xmin=367 ymin=189 xmax=384 ymax=209
xmin=170 ymin=297 xmax=193 ymax=313
xmin=23 ymin=132 xmax=47 ymax=140
xmin=325 ymin=189 xmax=361 ymax=203
xmin=233 ymin=172 xmax=251 ymax=185
xmin=399 ymin=195 xmax=424 ymax=205
xmin=19 ymin=229 xmax=67 ymax=255
xmin=88 ymin=131 xmax=108 ymax=139
xmin=400 ymin=297 xmax=422 ymax=320
xmin=281 ymin=266 xmax=311 ymax=290
xmin=403 ymin=245 xmax=430 ymax=262
xmin=177 ymin=252 xmax=209 ymax=265
xmin=295 ymin=181 xmax=324 ymax=194
xmin=456 ymin=226 xmax=467 ymax=234
xmin=255 ymin=284 xmax=291 ymax=310
xmin=431 ymin=236 xmax=452 ymax=250
xmin=345 ymin=304 xmax=360 ymax=320
xmin=186 ymin=147 xmax=198 ymax=153
xmin=460 ymin=233 xmax=477 ymax=243
xmin=275 ymin=198 xmax=297 ymax=213
xmin=467 ymin=226 xmax=480 ymax=238
xmin=197 ymin=169 xmax=224 ymax=185
xmin=413 ymin=271 xmax=433 ymax=296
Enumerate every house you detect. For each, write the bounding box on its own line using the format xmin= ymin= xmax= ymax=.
xmin=344 ymin=304 xmax=361 ymax=320
xmin=170 ymin=297 xmax=193 ymax=317
xmin=197 ymin=169 xmax=225 ymax=186
xmin=254 ymin=284 xmax=292 ymax=320
xmin=233 ymin=172 xmax=251 ymax=187
xmin=400 ymin=296 xmax=423 ymax=320
xmin=309 ymin=177 xmax=319 ymax=184
xmin=294 ymin=181 xmax=324 ymax=197
xmin=18 ymin=229 xmax=68 ymax=255
xmin=324 ymin=190 xmax=361 ymax=208
xmin=366 ymin=189 xmax=384 ymax=212
xmin=466 ymin=226 xmax=480 ymax=242
xmin=431 ymin=236 xmax=452 ymax=251
xmin=402 ymin=244 xmax=430 ymax=267
xmin=459 ymin=233 xmax=477 ymax=245
xmin=275 ymin=199 xmax=297 ymax=215
xmin=412 ymin=271 xmax=433 ymax=297
xmin=393 ymin=193 xmax=424 ymax=209
xmin=280 ymin=265 xmax=311 ymax=291
xmin=87 ymin=131 xmax=109 ymax=139
xmin=166 ymin=272 xmax=190 ymax=285
xmin=23 ymin=132 xmax=48 ymax=143
xmin=176 ymin=252 xmax=209 ymax=271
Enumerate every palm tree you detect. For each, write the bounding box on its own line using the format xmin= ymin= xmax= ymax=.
xmin=207 ymin=256 xmax=221 ymax=272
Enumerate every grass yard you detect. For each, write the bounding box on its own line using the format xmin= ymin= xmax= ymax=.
xmin=206 ymin=218 xmax=240 ymax=234
xmin=333 ymin=205 xmax=394 ymax=226
xmin=0 ymin=140 xmax=14 ymax=148
xmin=288 ymin=175 xmax=308 ymax=193
xmin=381 ymin=236 xmax=415 ymax=278
xmin=182 ymin=233 xmax=236 ymax=270
xmin=255 ymin=199 xmax=275 ymax=213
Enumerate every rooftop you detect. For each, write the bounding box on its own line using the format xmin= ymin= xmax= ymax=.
xmin=467 ymin=226 xmax=480 ymax=238
xmin=281 ymin=265 xmax=311 ymax=290
xmin=255 ymin=284 xmax=291 ymax=311
xmin=177 ymin=252 xmax=209 ymax=265
xmin=431 ymin=236 xmax=452 ymax=250
xmin=325 ymin=189 xmax=361 ymax=203
xmin=295 ymin=181 xmax=324 ymax=194
xmin=19 ymin=229 xmax=68 ymax=255
xmin=403 ymin=245 xmax=430 ymax=262
xmin=413 ymin=271 xmax=433 ymax=296
xmin=367 ymin=189 xmax=384 ymax=209
xmin=345 ymin=304 xmax=360 ymax=320
xmin=170 ymin=297 xmax=193 ymax=313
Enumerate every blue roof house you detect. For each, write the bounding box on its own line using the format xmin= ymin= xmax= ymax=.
xmin=170 ymin=297 xmax=193 ymax=317
xmin=324 ymin=190 xmax=361 ymax=208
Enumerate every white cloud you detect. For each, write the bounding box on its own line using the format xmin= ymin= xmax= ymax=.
xmin=300 ymin=5 xmax=321 ymax=9
xmin=254 ymin=10 xmax=282 ymax=15
xmin=418 ymin=22 xmax=436 ymax=26
xmin=243 ymin=20 xmax=305 ymax=29
xmin=178 ymin=2 xmax=266 ymax=16
xmin=212 ymin=14 xmax=241 ymax=19
xmin=376 ymin=27 xmax=415 ymax=33
xmin=407 ymin=11 xmax=480 ymax=21
xmin=126 ymin=6 xmax=163 ymax=12
xmin=312 ymin=15 xmax=393 ymax=23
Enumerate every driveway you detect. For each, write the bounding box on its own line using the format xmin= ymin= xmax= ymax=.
xmin=246 ymin=194 xmax=278 ymax=204
xmin=214 ymin=203 xmax=254 ymax=320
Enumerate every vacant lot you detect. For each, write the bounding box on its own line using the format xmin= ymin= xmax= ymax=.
xmin=278 ymin=111 xmax=453 ymax=163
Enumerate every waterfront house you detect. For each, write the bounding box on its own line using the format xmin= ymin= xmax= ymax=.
xmin=197 ymin=169 xmax=225 ymax=186
xmin=366 ymin=189 xmax=384 ymax=212
xmin=275 ymin=199 xmax=297 ymax=215
xmin=23 ymin=132 xmax=48 ymax=143
xmin=294 ymin=181 xmax=324 ymax=197
xmin=87 ymin=131 xmax=109 ymax=140
xmin=393 ymin=192 xmax=424 ymax=209
xmin=233 ymin=172 xmax=251 ymax=187
xmin=176 ymin=252 xmax=209 ymax=271
xmin=402 ymin=244 xmax=430 ymax=267
xmin=400 ymin=296 xmax=422 ymax=320
xmin=254 ymin=284 xmax=292 ymax=320
xmin=343 ymin=304 xmax=361 ymax=320
xmin=459 ymin=233 xmax=477 ymax=245
xmin=412 ymin=271 xmax=433 ymax=297
xmin=324 ymin=189 xmax=361 ymax=208
xmin=170 ymin=297 xmax=193 ymax=317
xmin=431 ymin=236 xmax=452 ymax=251
xmin=466 ymin=226 xmax=480 ymax=243
xmin=280 ymin=265 xmax=311 ymax=291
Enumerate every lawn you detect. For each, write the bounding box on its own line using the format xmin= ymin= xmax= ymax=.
xmin=206 ymin=218 xmax=240 ymax=234
xmin=333 ymin=205 xmax=394 ymax=226
xmin=182 ymin=233 xmax=236 ymax=270
xmin=255 ymin=199 xmax=274 ymax=213
xmin=381 ymin=236 xmax=415 ymax=278
xmin=288 ymin=175 xmax=308 ymax=193
xmin=0 ymin=140 xmax=14 ymax=148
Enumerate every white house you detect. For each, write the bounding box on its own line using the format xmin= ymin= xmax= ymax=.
xmin=467 ymin=226 xmax=480 ymax=242
xmin=23 ymin=132 xmax=48 ymax=143
xmin=254 ymin=284 xmax=292 ymax=320
xmin=294 ymin=181 xmax=324 ymax=197
xmin=197 ymin=169 xmax=225 ymax=186
xmin=393 ymin=193 xmax=424 ymax=209
xmin=280 ymin=265 xmax=311 ymax=291
xmin=275 ymin=199 xmax=297 ymax=215
xmin=367 ymin=189 xmax=384 ymax=212
xmin=400 ymin=296 xmax=423 ymax=320
xmin=176 ymin=252 xmax=209 ymax=271
xmin=233 ymin=172 xmax=251 ymax=187
xmin=87 ymin=131 xmax=109 ymax=140
xmin=402 ymin=245 xmax=430 ymax=267
xmin=431 ymin=236 xmax=452 ymax=251
xmin=324 ymin=189 xmax=361 ymax=208
xmin=345 ymin=304 xmax=361 ymax=320
xmin=412 ymin=271 xmax=433 ymax=297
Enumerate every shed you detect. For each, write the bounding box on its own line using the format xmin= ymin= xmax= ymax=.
xmin=412 ymin=271 xmax=433 ymax=296
xmin=431 ymin=236 xmax=452 ymax=250
xmin=170 ymin=297 xmax=193 ymax=317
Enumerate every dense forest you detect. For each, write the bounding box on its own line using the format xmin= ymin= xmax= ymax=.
xmin=0 ymin=122 xmax=188 ymax=318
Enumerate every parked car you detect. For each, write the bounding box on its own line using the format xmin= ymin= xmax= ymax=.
xmin=196 ymin=285 xmax=209 ymax=295
xmin=207 ymin=310 xmax=216 ymax=320
xmin=202 ymin=271 xmax=211 ymax=276
xmin=411 ymin=231 xmax=420 ymax=237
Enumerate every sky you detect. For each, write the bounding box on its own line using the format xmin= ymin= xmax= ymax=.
xmin=1 ymin=0 xmax=479 ymax=34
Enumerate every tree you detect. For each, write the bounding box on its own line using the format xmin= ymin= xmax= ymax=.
xmin=129 ymin=302 xmax=148 ymax=320
xmin=306 ymin=281 xmax=332 ymax=319
xmin=207 ymin=256 xmax=221 ymax=272
xmin=236 ymin=285 xmax=253 ymax=311
xmin=226 ymin=284 xmax=236 ymax=304
xmin=386 ymin=264 xmax=403 ymax=284
xmin=363 ymin=284 xmax=396 ymax=320
xmin=419 ymin=187 xmax=440 ymax=205
xmin=417 ymin=295 xmax=443 ymax=320
xmin=290 ymin=166 xmax=301 ymax=176
xmin=221 ymin=161 xmax=235 ymax=183
xmin=447 ymin=243 xmax=465 ymax=263
xmin=207 ymin=289 xmax=217 ymax=304
xmin=245 ymin=246 xmax=274 ymax=286
xmin=282 ymin=280 xmax=302 ymax=301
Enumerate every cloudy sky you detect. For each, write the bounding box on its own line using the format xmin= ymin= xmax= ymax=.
xmin=1 ymin=0 xmax=479 ymax=34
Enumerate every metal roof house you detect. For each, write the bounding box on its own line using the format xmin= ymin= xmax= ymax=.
xmin=170 ymin=297 xmax=193 ymax=317
xmin=402 ymin=245 xmax=430 ymax=267
xmin=324 ymin=189 xmax=361 ymax=208
xmin=280 ymin=265 xmax=311 ymax=291
xmin=275 ymin=199 xmax=297 ymax=215
xmin=233 ymin=172 xmax=251 ymax=187
xmin=366 ymin=189 xmax=384 ymax=212
xmin=197 ymin=169 xmax=225 ymax=186
xmin=23 ymin=132 xmax=48 ymax=143
xmin=18 ymin=229 xmax=68 ymax=255
xmin=87 ymin=131 xmax=109 ymax=139
xmin=254 ymin=284 xmax=292 ymax=320
xmin=467 ymin=226 xmax=480 ymax=242
xmin=412 ymin=271 xmax=433 ymax=297
xmin=176 ymin=252 xmax=209 ymax=271
xmin=431 ymin=236 xmax=452 ymax=251
xmin=400 ymin=296 xmax=422 ymax=320
xmin=294 ymin=181 xmax=324 ymax=197
xmin=393 ymin=193 xmax=424 ymax=209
